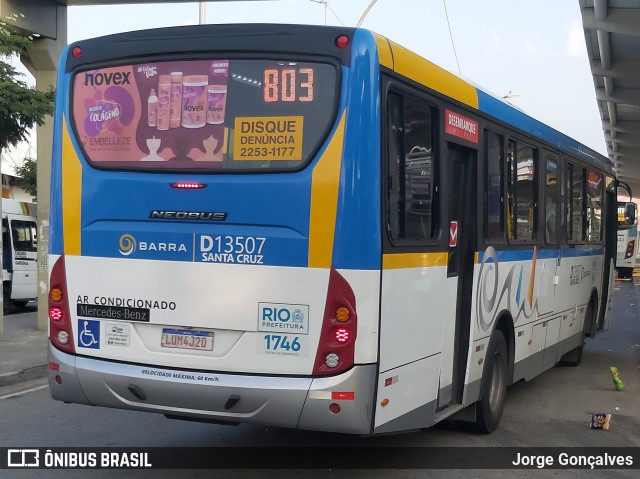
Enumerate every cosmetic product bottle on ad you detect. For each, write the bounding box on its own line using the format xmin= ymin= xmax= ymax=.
xmin=157 ymin=75 xmax=171 ymax=131
xmin=169 ymin=72 xmax=183 ymax=129
xmin=147 ymin=88 xmax=158 ymax=127
xmin=181 ymin=75 xmax=208 ymax=128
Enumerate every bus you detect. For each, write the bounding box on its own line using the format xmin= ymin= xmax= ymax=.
xmin=2 ymin=199 xmax=38 ymax=314
xmin=616 ymin=183 xmax=637 ymax=279
xmin=48 ymin=24 xmax=617 ymax=435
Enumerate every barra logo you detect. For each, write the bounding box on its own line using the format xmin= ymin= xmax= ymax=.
xmin=118 ymin=233 xmax=189 ymax=256
xmin=119 ymin=234 xmax=137 ymax=256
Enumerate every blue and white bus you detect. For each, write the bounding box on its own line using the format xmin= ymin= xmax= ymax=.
xmin=48 ymin=24 xmax=617 ymax=435
xmin=616 ymin=183 xmax=637 ymax=279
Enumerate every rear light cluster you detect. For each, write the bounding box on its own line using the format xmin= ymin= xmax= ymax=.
xmin=49 ymin=256 xmax=76 ymax=354
xmin=170 ymin=182 xmax=207 ymax=190
xmin=312 ymin=269 xmax=357 ymax=375
xmin=625 ymin=240 xmax=636 ymax=259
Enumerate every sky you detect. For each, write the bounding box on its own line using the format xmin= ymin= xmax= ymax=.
xmin=9 ymin=0 xmax=607 ymax=163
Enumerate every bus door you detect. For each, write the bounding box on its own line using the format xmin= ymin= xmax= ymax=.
xmin=4 ymin=214 xmax=38 ymax=300
xmin=538 ymin=154 xmax=560 ymax=316
xmin=600 ymin=186 xmax=617 ymax=330
xmin=437 ymin=143 xmax=476 ymax=409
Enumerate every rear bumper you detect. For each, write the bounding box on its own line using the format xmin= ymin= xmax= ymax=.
xmin=48 ymin=342 xmax=376 ymax=434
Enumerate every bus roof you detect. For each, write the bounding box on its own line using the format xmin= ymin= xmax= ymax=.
xmin=1 ymin=198 xmax=36 ymax=217
xmin=373 ymin=32 xmax=614 ymax=174
xmin=64 ymin=23 xmax=612 ymax=175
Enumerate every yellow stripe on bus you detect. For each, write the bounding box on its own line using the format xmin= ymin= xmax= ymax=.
xmin=373 ymin=33 xmax=393 ymax=69
xmin=61 ymin=117 xmax=82 ymax=256
xmin=308 ymin=111 xmax=346 ymax=268
xmin=382 ymin=252 xmax=449 ymax=270
xmin=387 ymin=41 xmax=478 ymax=109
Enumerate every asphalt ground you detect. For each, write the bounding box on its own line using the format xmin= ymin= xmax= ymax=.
xmin=0 ymin=304 xmax=46 ymax=387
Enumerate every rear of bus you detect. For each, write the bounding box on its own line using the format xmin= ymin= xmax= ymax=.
xmin=48 ymin=24 xmax=383 ymax=434
xmin=616 ymin=201 xmax=638 ymax=278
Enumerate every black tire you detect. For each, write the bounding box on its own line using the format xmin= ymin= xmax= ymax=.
xmin=559 ymin=339 xmax=583 ymax=367
xmin=3 ymin=283 xmax=13 ymax=316
xmin=560 ymin=301 xmax=594 ymax=367
xmin=618 ymin=267 xmax=633 ymax=279
xmin=473 ymin=330 xmax=508 ymax=434
xmin=12 ymin=300 xmax=28 ymax=309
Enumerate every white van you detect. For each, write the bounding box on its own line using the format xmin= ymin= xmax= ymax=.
xmin=2 ymin=199 xmax=37 ymax=313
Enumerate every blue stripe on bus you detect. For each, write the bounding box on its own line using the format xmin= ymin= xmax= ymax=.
xmin=476 ymin=90 xmax=608 ymax=166
xmin=49 ymin=47 xmax=71 ymax=256
xmin=478 ymin=247 xmax=603 ymax=263
xmin=331 ymin=29 xmax=382 ymax=271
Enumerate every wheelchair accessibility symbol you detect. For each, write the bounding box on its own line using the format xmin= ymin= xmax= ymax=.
xmin=78 ymin=319 xmax=100 ymax=349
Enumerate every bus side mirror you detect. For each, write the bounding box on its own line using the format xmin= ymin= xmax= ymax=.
xmin=625 ymin=203 xmax=637 ymax=225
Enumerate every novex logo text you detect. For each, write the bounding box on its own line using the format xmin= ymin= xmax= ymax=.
xmin=84 ymin=71 xmax=131 ymax=87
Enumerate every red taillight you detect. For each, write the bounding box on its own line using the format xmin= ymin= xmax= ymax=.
xmin=312 ymin=269 xmax=357 ymax=375
xmin=49 ymin=307 xmax=64 ymax=321
xmin=71 ymin=46 xmax=81 ymax=59
xmin=625 ymin=240 xmax=635 ymax=258
xmin=170 ymin=182 xmax=207 ymax=190
xmin=335 ymin=35 xmax=349 ymax=49
xmin=49 ymin=256 xmax=76 ymax=354
xmin=335 ymin=328 xmax=350 ymax=343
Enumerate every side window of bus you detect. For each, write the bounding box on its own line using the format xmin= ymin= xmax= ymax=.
xmin=484 ymin=130 xmax=503 ymax=241
xmin=545 ymin=157 xmax=559 ymax=244
xmin=586 ymin=170 xmax=603 ymax=243
xmin=387 ymin=92 xmax=436 ymax=242
xmin=2 ymin=218 xmax=10 ymax=266
xmin=10 ymin=220 xmax=37 ymax=252
xmin=507 ymin=140 xmax=537 ymax=242
xmin=567 ymin=162 xmax=585 ymax=243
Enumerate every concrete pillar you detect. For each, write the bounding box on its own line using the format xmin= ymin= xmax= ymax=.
xmin=14 ymin=3 xmax=67 ymax=333
xmin=33 ymin=69 xmax=57 ymax=332
xmin=0 ymin=0 xmax=67 ymax=336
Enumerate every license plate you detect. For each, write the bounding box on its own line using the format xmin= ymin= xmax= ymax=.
xmin=161 ymin=328 xmax=214 ymax=351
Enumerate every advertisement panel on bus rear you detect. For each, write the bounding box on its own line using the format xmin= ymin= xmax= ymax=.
xmin=71 ymin=59 xmax=337 ymax=171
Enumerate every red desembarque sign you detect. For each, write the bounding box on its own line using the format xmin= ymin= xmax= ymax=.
xmin=445 ymin=109 xmax=478 ymax=144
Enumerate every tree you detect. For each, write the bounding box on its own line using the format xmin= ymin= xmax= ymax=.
xmin=0 ymin=23 xmax=55 ymax=155
xmin=13 ymin=156 xmax=37 ymax=201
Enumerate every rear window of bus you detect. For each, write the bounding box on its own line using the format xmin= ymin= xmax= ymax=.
xmin=71 ymin=58 xmax=338 ymax=172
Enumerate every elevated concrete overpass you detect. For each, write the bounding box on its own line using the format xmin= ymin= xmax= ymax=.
xmin=580 ymin=0 xmax=640 ymax=197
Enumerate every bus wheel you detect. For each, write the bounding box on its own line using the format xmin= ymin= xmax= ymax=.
xmin=560 ymin=338 xmax=583 ymax=367
xmin=618 ymin=267 xmax=633 ymax=279
xmin=560 ymin=301 xmax=593 ymax=367
xmin=3 ymin=284 xmax=13 ymax=315
xmin=474 ymin=330 xmax=508 ymax=434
